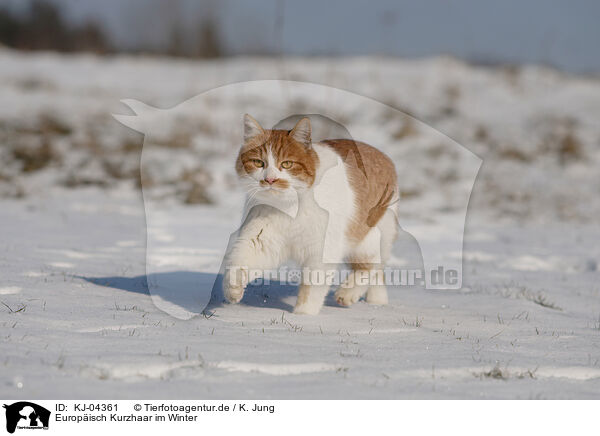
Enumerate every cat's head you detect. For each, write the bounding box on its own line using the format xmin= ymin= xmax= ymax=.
xmin=236 ymin=115 xmax=318 ymax=198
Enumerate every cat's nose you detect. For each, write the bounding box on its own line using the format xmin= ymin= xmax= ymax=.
xmin=264 ymin=177 xmax=278 ymax=185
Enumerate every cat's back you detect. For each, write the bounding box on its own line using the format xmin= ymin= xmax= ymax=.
xmin=319 ymin=139 xmax=398 ymax=242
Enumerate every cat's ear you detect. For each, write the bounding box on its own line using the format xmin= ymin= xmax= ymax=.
xmin=244 ymin=114 xmax=264 ymax=143
xmin=289 ymin=117 xmax=311 ymax=147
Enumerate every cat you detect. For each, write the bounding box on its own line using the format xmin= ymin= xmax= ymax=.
xmin=223 ymin=114 xmax=399 ymax=315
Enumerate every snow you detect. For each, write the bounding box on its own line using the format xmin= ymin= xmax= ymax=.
xmin=1 ymin=49 xmax=600 ymax=399
xmin=1 ymin=187 xmax=599 ymax=399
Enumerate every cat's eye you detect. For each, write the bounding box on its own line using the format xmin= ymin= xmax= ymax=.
xmin=281 ymin=161 xmax=293 ymax=169
xmin=252 ymin=159 xmax=265 ymax=168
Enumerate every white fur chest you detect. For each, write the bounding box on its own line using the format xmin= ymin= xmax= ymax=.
xmin=271 ymin=143 xmax=355 ymax=265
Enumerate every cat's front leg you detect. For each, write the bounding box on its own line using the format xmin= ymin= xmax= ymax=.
xmin=223 ymin=221 xmax=283 ymax=304
xmin=293 ymin=263 xmax=333 ymax=315
xmin=294 ymin=283 xmax=330 ymax=315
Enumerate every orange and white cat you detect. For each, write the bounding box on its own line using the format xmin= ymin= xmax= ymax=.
xmin=223 ymin=114 xmax=399 ymax=315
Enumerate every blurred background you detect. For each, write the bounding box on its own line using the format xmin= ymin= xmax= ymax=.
xmin=2 ymin=0 xmax=600 ymax=71
xmin=1 ymin=0 xmax=599 ymax=223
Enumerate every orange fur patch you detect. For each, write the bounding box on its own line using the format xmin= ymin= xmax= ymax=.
xmin=321 ymin=139 xmax=398 ymax=242
xmin=237 ymin=129 xmax=319 ymax=186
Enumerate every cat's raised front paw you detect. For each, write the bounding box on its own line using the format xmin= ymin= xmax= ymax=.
xmin=224 ymin=282 xmax=245 ymax=303
xmin=223 ymin=267 xmax=247 ymax=304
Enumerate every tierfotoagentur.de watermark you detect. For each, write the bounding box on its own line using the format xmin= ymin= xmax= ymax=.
xmin=226 ymin=265 xmax=459 ymax=288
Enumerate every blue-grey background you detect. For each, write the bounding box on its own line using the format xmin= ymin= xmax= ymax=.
xmin=1 ymin=0 xmax=599 ymax=72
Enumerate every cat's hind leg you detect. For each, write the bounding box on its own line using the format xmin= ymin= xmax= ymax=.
xmin=333 ymin=263 xmax=389 ymax=306
xmin=335 ymin=210 xmax=397 ymax=306
xmin=365 ymin=277 xmax=389 ymax=305
xmin=334 ymin=226 xmax=381 ymax=306
xmin=365 ymin=210 xmax=397 ymax=305
xmin=334 ymin=266 xmax=371 ymax=306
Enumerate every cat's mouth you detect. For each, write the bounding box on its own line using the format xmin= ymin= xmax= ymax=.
xmin=259 ymin=179 xmax=290 ymax=190
xmin=257 ymin=185 xmax=289 ymax=195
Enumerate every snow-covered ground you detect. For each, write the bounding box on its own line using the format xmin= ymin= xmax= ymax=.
xmin=1 ymin=49 xmax=600 ymax=398
xmin=2 ymin=187 xmax=600 ymax=399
